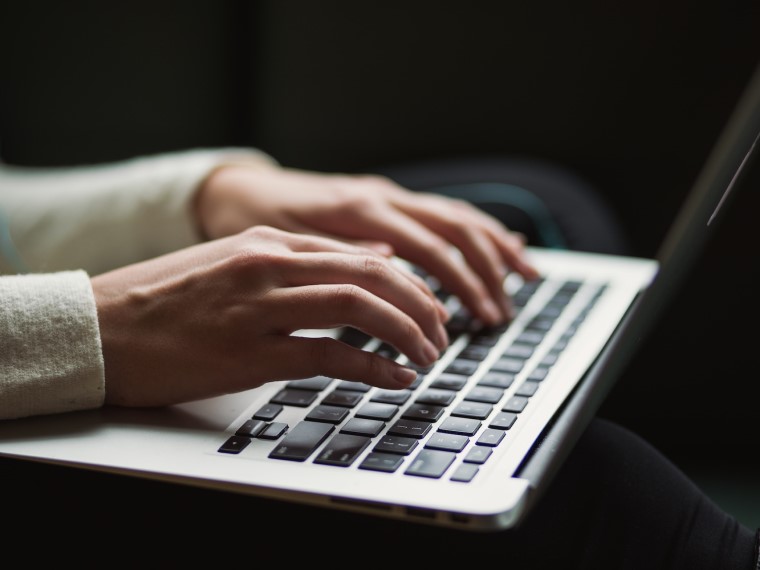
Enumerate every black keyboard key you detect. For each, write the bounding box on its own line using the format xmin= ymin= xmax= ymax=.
xmin=450 ymin=401 xmax=493 ymax=420
xmin=305 ymin=405 xmax=350 ymax=424
xmin=415 ymin=388 xmax=456 ymax=407
xmin=355 ymin=402 xmax=399 ymax=421
xmin=405 ymin=449 xmax=456 ymax=478
xmin=489 ymin=412 xmax=518 ymax=430
xmin=258 ymin=421 xmax=288 ymax=440
xmin=491 ymin=356 xmax=525 ymax=374
xmin=516 ymin=381 xmax=540 ymax=397
xmin=338 ymin=327 xmax=372 ymax=348
xmin=268 ymin=421 xmax=334 ymax=461
xmin=437 ymin=417 xmax=481 ymax=436
xmin=371 ymin=389 xmax=412 ymax=405
xmin=444 ymin=359 xmax=480 ymax=376
xmin=374 ymin=435 xmax=419 ymax=455
xmin=314 ymin=434 xmax=371 ymax=467
xmin=287 ymin=376 xmax=333 ymax=391
xmin=502 ymin=343 xmax=534 ymax=359
xmin=235 ymin=419 xmax=266 ymax=438
xmin=458 ymin=344 xmax=491 ymax=361
xmin=463 ymin=446 xmax=493 ymax=464
xmin=335 ymin=380 xmax=372 ymax=393
xmin=340 ymin=418 xmax=385 ymax=437
xmin=503 ymin=396 xmax=529 ymax=413
xmin=253 ymin=403 xmax=283 ymax=421
xmin=450 ymin=463 xmax=479 ymax=482
xmin=402 ymin=403 xmax=446 ymax=422
xmin=359 ymin=452 xmax=404 ymax=473
xmin=425 ymin=433 xmax=469 ymax=452
xmin=270 ymin=388 xmax=319 ymax=407
xmin=478 ymin=371 xmax=515 ymax=389
xmin=321 ymin=389 xmax=365 ymax=407
xmin=464 ymin=386 xmax=504 ymax=404
xmin=387 ymin=418 xmax=432 ymax=439
xmin=218 ymin=435 xmax=251 ymax=454
xmin=429 ymin=373 xmax=468 ymax=391
xmin=477 ymin=428 xmax=506 ymax=447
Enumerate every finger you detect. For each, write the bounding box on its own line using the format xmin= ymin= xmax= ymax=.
xmin=397 ymin=195 xmax=540 ymax=280
xmin=391 ymin=204 xmax=513 ymax=319
xmin=251 ymin=336 xmax=419 ymax=390
xmin=261 ymin=284 xmax=442 ymax=366
xmin=278 ymin=250 xmax=450 ymax=332
xmin=342 ymin=207 xmax=505 ymax=326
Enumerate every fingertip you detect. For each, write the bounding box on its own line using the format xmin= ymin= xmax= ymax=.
xmin=393 ymin=366 xmax=418 ymax=388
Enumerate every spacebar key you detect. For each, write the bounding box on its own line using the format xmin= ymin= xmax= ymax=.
xmin=269 ymin=421 xmax=335 ymax=461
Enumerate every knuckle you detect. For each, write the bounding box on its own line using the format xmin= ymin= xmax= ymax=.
xmin=332 ymin=283 xmax=366 ymax=309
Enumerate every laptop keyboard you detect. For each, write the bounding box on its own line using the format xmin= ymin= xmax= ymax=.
xmin=218 ymin=273 xmax=606 ymax=483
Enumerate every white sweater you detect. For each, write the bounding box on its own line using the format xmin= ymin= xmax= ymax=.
xmin=0 ymin=148 xmax=274 ymax=419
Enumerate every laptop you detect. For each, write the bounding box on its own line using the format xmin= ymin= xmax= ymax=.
xmin=1 ymin=63 xmax=758 ymax=532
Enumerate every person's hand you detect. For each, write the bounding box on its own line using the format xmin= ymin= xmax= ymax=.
xmin=91 ymin=226 xmax=449 ymax=408
xmin=194 ymin=165 xmax=540 ymax=326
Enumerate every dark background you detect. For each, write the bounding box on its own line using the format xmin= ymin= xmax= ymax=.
xmin=1 ymin=0 xmax=758 ymax=541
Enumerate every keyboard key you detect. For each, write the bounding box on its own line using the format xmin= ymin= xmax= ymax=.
xmin=314 ymin=434 xmax=371 ymax=467
xmin=478 ymin=371 xmax=515 ymax=389
xmin=491 ymin=357 xmax=525 ymax=374
xmin=305 ymin=405 xmax=350 ymax=424
xmin=503 ymin=396 xmax=529 ymax=413
xmin=258 ymin=421 xmax=288 ymax=440
xmin=338 ymin=327 xmax=372 ymax=348
xmin=477 ymin=428 xmax=506 ymax=447
xmin=218 ymin=435 xmax=251 ymax=454
xmin=405 ymin=449 xmax=456 ymax=478
xmin=516 ymin=381 xmax=540 ymax=397
xmin=374 ymin=435 xmax=419 ymax=455
xmin=464 ymin=386 xmax=504 ymax=404
xmin=387 ymin=419 xmax=432 ymax=439
xmin=444 ymin=359 xmax=480 ymax=376
xmin=450 ymin=401 xmax=493 ymax=420
xmin=235 ymin=419 xmax=266 ymax=438
xmin=287 ymin=376 xmax=333 ymax=391
xmin=415 ymin=388 xmax=456 ymax=407
xmin=371 ymin=389 xmax=412 ymax=405
xmin=489 ymin=412 xmax=518 ymax=430
xmin=450 ymin=463 xmax=479 ymax=482
xmin=355 ymin=402 xmax=399 ymax=421
xmin=425 ymin=433 xmax=469 ymax=452
xmin=321 ymin=389 xmax=365 ymax=407
xmin=268 ymin=421 xmax=334 ymax=461
xmin=438 ymin=416 xmax=482 ymax=436
xmin=270 ymin=388 xmax=319 ymax=407
xmin=253 ymin=403 xmax=283 ymax=421
xmin=359 ymin=452 xmax=404 ymax=473
xmin=335 ymin=380 xmax=372 ymax=392
xmin=429 ymin=373 xmax=468 ymax=391
xmin=463 ymin=446 xmax=493 ymax=464
xmin=402 ymin=403 xmax=445 ymax=422
xmin=340 ymin=418 xmax=385 ymax=437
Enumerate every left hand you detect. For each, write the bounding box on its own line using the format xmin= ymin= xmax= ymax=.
xmin=194 ymin=165 xmax=540 ymax=326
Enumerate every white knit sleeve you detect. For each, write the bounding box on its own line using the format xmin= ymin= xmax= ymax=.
xmin=0 ymin=271 xmax=104 ymax=419
xmin=0 ymin=147 xmax=277 ymax=275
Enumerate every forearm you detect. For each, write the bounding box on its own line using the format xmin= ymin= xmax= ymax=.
xmin=0 ymin=148 xmax=276 ymax=275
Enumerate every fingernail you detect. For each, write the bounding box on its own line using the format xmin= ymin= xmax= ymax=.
xmin=436 ymin=323 xmax=449 ymax=350
xmin=481 ymin=298 xmax=502 ymax=324
xmin=393 ymin=366 xmax=417 ymax=387
xmin=422 ymin=338 xmax=440 ymax=364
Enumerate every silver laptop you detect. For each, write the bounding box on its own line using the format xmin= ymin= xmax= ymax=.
xmin=1 ymin=63 xmax=758 ymax=532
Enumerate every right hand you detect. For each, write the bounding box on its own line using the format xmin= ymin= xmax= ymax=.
xmin=91 ymin=226 xmax=449 ymax=408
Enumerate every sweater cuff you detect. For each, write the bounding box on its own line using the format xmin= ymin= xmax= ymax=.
xmin=0 ymin=271 xmax=104 ymax=419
